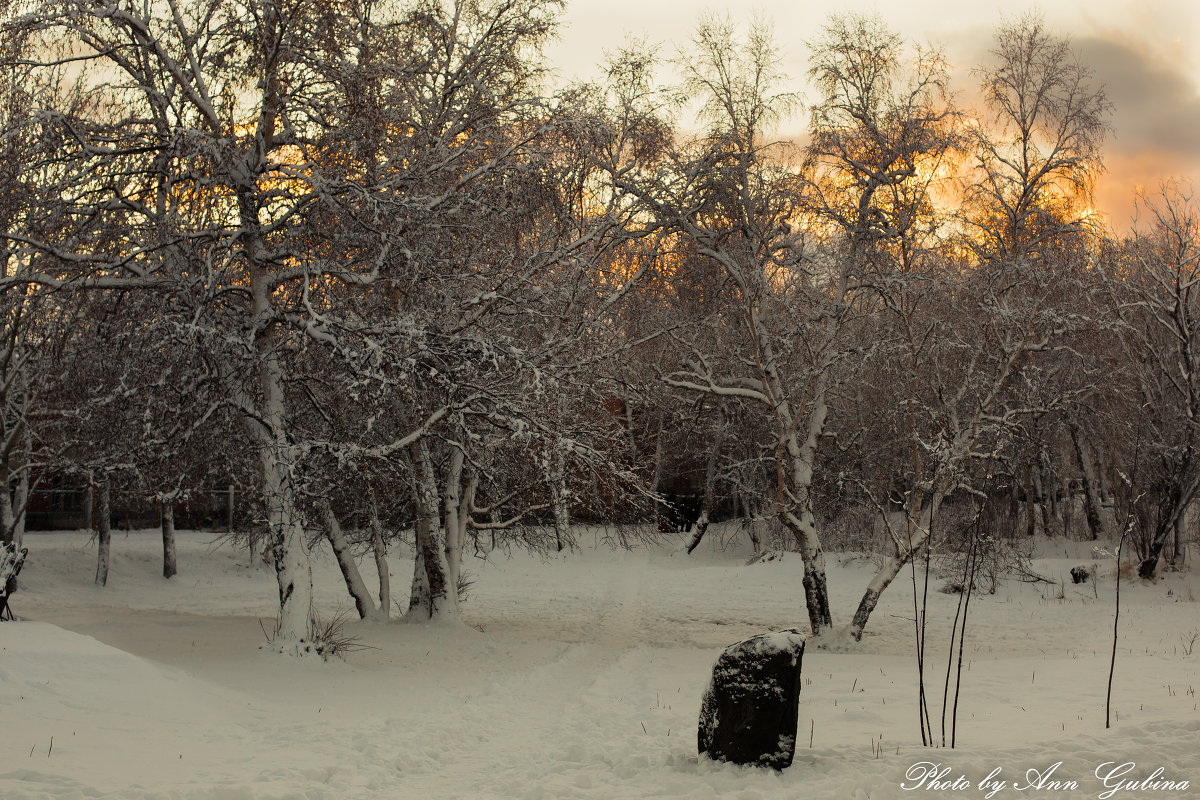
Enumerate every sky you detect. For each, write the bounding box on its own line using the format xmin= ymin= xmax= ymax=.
xmin=543 ymin=0 xmax=1200 ymax=232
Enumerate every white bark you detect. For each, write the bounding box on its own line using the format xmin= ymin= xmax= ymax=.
xmin=246 ymin=191 xmax=314 ymax=646
xmin=443 ymin=448 xmax=466 ymax=597
xmin=322 ymin=503 xmax=383 ymax=620
xmin=369 ymin=510 xmax=391 ymax=617
xmin=1071 ymin=425 xmax=1111 ymax=541
xmin=407 ymin=442 xmax=457 ymax=621
xmin=789 ymin=390 xmax=833 ymax=633
xmin=259 ymin=440 xmax=313 ymax=644
xmin=847 ymin=499 xmax=938 ymax=642
xmin=686 ymin=420 xmax=724 ymax=555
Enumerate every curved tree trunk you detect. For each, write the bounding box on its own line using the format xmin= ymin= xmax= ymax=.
xmin=781 ymin=392 xmax=834 ymax=636
xmin=847 ymin=499 xmax=937 ymax=642
xmin=323 ymin=502 xmax=381 ymax=620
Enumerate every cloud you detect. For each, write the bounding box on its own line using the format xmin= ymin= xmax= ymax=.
xmin=1075 ymin=33 xmax=1200 ymax=228
xmin=1078 ymin=34 xmax=1200 ymax=163
xmin=949 ymin=23 xmax=1200 ymax=230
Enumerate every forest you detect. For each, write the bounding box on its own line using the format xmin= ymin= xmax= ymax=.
xmin=1 ymin=0 xmax=1197 ymax=656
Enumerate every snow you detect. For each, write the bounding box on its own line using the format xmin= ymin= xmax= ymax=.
xmin=3 ymin=527 xmax=1199 ymax=799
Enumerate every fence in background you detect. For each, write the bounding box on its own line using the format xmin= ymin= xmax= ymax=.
xmin=24 ymin=487 xmax=236 ymax=532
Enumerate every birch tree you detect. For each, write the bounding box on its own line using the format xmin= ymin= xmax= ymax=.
xmin=1 ymin=0 xmax=573 ymax=648
xmin=801 ymin=14 xmax=966 ymax=641
xmin=608 ymin=18 xmax=850 ymax=634
xmin=1109 ymin=184 xmax=1200 ymax=577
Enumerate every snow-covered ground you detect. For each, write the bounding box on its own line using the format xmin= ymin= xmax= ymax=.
xmin=3 ymin=527 xmax=1199 ymax=799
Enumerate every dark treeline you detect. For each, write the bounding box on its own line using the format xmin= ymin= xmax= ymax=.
xmin=1 ymin=1 xmax=1195 ymax=649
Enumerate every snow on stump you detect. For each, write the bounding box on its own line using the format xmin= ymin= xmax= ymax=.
xmin=698 ymin=629 xmax=806 ymax=770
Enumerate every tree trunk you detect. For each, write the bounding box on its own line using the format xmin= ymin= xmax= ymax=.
xmin=247 ymin=265 xmax=314 ymax=648
xmin=236 ymin=60 xmax=315 ymax=649
xmin=1031 ymin=466 xmax=1047 ymax=536
xmin=847 ymin=499 xmax=937 ymax=642
xmin=1139 ymin=484 xmax=1197 ymax=578
xmin=1139 ymin=537 xmax=1166 ymax=579
xmin=227 ymin=484 xmax=235 ymax=533
xmin=0 ymin=419 xmax=28 ymax=548
xmin=442 ymin=448 xmax=467 ymax=605
xmin=369 ymin=509 xmax=391 ymax=617
xmin=784 ymin=507 xmax=833 ymax=635
xmin=322 ymin=503 xmax=380 ymax=620
xmin=12 ymin=443 xmax=27 ymax=550
xmin=1172 ymin=507 xmax=1187 ymax=567
xmin=161 ymin=501 xmax=177 ymax=579
xmin=1024 ymin=464 xmax=1036 ymax=537
xmin=94 ymin=479 xmax=111 ymax=587
xmin=261 ymin=451 xmax=312 ymax=643
xmin=407 ymin=441 xmax=456 ymax=620
xmin=409 ymin=513 xmax=430 ymax=616
xmin=0 ymin=480 xmax=13 ymax=548
xmin=686 ymin=421 xmax=724 ymax=555
xmin=550 ymin=445 xmax=571 ymax=552
xmin=780 ymin=392 xmax=833 ymax=636
xmin=649 ymin=412 xmax=666 ymax=525
xmin=1070 ymin=425 xmax=1109 ymax=541
xmin=744 ymin=497 xmax=762 ymax=555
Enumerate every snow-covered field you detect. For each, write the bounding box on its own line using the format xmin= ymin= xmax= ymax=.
xmin=3 ymin=528 xmax=1199 ymax=799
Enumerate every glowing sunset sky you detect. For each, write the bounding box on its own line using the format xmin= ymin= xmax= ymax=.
xmin=545 ymin=0 xmax=1200 ymax=231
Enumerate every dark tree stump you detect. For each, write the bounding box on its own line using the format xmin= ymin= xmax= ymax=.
xmin=698 ymin=629 xmax=805 ymax=769
xmin=0 ymin=543 xmax=28 ymax=621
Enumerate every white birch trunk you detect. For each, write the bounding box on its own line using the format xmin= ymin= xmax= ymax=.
xmin=407 ymin=442 xmax=457 ymax=620
xmin=369 ymin=509 xmax=391 ymax=618
xmin=846 ymin=498 xmax=938 ymax=642
xmin=239 ymin=19 xmax=314 ymax=648
xmin=780 ymin=390 xmax=833 ymax=635
xmin=247 ymin=251 xmax=314 ymax=647
xmin=259 ymin=441 xmax=313 ymax=644
xmin=409 ymin=512 xmax=430 ymax=616
xmin=746 ymin=304 xmax=834 ymax=635
xmin=1031 ymin=466 xmax=1048 ymax=537
xmin=442 ymin=448 xmax=468 ymax=607
xmin=650 ymin=414 xmax=665 ymax=524
xmin=322 ymin=503 xmax=382 ymax=620
xmin=686 ymin=422 xmax=724 ymax=555
xmin=1070 ymin=425 xmax=1111 ymax=541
